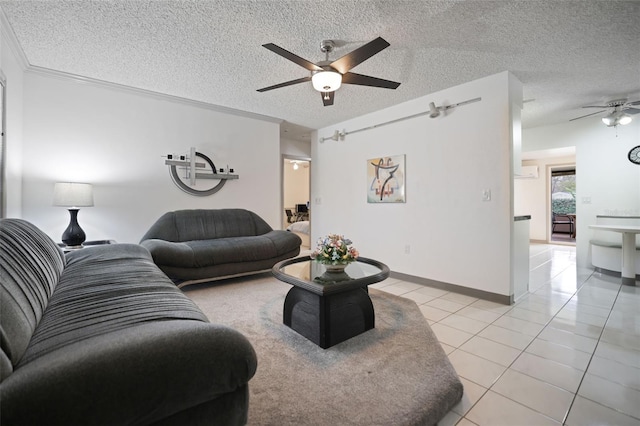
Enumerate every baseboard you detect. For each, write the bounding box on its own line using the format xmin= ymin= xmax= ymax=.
xmin=389 ymin=271 xmax=513 ymax=305
xmin=594 ymin=267 xmax=640 ymax=280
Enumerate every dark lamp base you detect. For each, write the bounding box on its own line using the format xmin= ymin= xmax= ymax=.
xmin=61 ymin=208 xmax=87 ymax=247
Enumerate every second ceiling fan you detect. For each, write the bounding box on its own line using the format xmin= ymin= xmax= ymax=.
xmin=257 ymin=37 xmax=401 ymax=106
xmin=570 ymin=98 xmax=640 ymax=127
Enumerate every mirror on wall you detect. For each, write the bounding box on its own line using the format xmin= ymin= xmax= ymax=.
xmin=0 ymin=70 xmax=5 ymax=218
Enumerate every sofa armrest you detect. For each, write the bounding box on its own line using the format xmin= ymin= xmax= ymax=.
xmin=1 ymin=321 xmax=257 ymax=426
xmin=141 ymin=239 xmax=195 ymax=267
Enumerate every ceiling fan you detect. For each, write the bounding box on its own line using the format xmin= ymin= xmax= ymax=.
xmin=257 ymin=37 xmax=400 ymax=106
xmin=570 ymin=98 xmax=640 ymax=127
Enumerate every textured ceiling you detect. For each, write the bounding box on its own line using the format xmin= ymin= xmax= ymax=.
xmin=1 ymin=0 xmax=639 ymax=140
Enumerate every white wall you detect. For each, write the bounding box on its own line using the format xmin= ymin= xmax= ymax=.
xmin=312 ymin=72 xmax=521 ymax=298
xmin=20 ymin=71 xmax=282 ymax=243
xmin=523 ymin=118 xmax=640 ymax=269
xmin=0 ymin=12 xmax=25 ymax=218
xmin=281 ymin=136 xmax=311 ymax=158
xmin=515 ymin=155 xmax=576 ymax=241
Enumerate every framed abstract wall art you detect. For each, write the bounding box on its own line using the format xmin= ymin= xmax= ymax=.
xmin=367 ymin=154 xmax=405 ymax=203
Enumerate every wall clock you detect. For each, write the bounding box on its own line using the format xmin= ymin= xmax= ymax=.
xmin=629 ymin=145 xmax=640 ymax=165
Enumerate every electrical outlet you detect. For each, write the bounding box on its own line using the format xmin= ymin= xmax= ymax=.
xmin=404 ymin=245 xmax=411 ymax=254
xmin=315 ymin=197 xmax=322 ymax=205
xmin=482 ymin=189 xmax=491 ymax=201
xmin=582 ymin=196 xmax=591 ymax=204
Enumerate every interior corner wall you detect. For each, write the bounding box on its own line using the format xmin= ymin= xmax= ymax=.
xmin=312 ymin=72 xmax=517 ymax=297
xmin=0 ymin=14 xmax=25 ymax=218
xmin=21 ymin=71 xmax=281 ymax=243
xmin=523 ymin=118 xmax=640 ymax=270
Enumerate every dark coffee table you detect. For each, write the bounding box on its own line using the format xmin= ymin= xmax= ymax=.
xmin=272 ymin=256 xmax=390 ymax=348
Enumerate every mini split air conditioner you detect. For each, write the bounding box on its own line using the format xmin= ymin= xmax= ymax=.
xmin=515 ymin=165 xmax=539 ymax=179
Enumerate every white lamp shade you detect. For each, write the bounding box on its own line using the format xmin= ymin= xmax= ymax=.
xmin=312 ymin=70 xmax=342 ymax=92
xmin=53 ymin=182 xmax=94 ymax=207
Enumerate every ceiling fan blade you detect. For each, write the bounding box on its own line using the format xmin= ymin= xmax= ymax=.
xmin=569 ymin=109 xmax=606 ymax=121
xmin=257 ymin=76 xmax=311 ymax=92
xmin=581 ymin=105 xmax=609 ymax=109
xmin=321 ymin=91 xmax=335 ymax=106
xmin=624 ymin=100 xmax=640 ymax=112
xmin=342 ymin=72 xmax=401 ymax=89
xmin=329 ymin=37 xmax=391 ymax=74
xmin=262 ymin=43 xmax=322 ymax=72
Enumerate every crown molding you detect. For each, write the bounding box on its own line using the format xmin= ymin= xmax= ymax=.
xmin=1 ymin=5 xmax=281 ymax=125
xmin=25 ymin=65 xmax=283 ymax=124
xmin=0 ymin=7 xmax=29 ymax=70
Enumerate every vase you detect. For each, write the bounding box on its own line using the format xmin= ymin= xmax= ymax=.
xmin=324 ymin=263 xmax=349 ymax=273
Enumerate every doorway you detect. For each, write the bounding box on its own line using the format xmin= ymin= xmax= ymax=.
xmin=549 ymin=166 xmax=576 ymax=244
xmin=282 ymin=155 xmax=311 ymax=248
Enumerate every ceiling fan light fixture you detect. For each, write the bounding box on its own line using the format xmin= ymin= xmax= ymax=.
xmin=619 ymin=113 xmax=633 ymax=126
xmin=312 ymin=70 xmax=342 ymax=92
xmin=601 ymin=113 xmax=615 ymax=126
xmin=602 ymin=111 xmax=632 ymax=127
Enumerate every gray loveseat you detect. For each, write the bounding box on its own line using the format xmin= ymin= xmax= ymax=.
xmin=140 ymin=209 xmax=302 ymax=286
xmin=0 ymin=218 xmax=257 ymax=425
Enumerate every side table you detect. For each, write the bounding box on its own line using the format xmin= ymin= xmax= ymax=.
xmin=59 ymin=240 xmax=116 ymax=253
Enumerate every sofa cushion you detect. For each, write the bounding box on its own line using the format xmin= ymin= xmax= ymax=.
xmin=190 ymin=236 xmax=278 ymax=266
xmin=1 ymin=219 xmax=65 ymax=379
xmin=145 ymin=231 xmax=301 ymax=269
xmin=18 ymin=243 xmax=208 ymax=366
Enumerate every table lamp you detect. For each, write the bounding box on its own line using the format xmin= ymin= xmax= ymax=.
xmin=53 ymin=182 xmax=94 ymax=248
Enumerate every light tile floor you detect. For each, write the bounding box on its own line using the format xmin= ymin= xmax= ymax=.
xmin=370 ymin=243 xmax=640 ymax=426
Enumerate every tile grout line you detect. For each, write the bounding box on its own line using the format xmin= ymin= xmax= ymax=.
xmin=452 ymin=261 xmax=593 ymax=424
xmin=560 ymin=279 xmax=629 ymax=425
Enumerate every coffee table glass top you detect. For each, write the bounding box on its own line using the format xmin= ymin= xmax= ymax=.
xmin=272 ymin=256 xmax=390 ymax=295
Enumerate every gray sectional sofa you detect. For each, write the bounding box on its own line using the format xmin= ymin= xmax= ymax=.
xmin=140 ymin=209 xmax=302 ymax=286
xmin=0 ymin=218 xmax=257 ymax=425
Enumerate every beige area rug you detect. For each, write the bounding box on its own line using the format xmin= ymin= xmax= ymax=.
xmin=184 ymin=273 xmax=462 ymax=426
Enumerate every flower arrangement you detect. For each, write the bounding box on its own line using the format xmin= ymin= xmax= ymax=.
xmin=310 ymin=234 xmax=359 ymax=265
